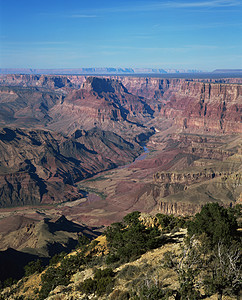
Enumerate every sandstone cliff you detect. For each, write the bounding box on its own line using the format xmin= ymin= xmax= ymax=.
xmin=117 ymin=77 xmax=242 ymax=133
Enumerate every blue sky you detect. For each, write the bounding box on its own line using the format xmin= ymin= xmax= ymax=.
xmin=0 ymin=0 xmax=241 ymax=70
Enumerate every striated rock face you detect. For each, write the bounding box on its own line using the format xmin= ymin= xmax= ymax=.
xmin=153 ymin=170 xmax=231 ymax=185
xmin=0 ymin=127 xmax=142 ymax=207
xmin=0 ymin=75 xmax=241 ymax=134
xmin=158 ymin=201 xmax=202 ymax=216
xmin=116 ymin=77 xmax=242 ymax=133
xmin=0 ymin=77 xmax=155 ymax=139
xmin=48 ymin=77 xmax=154 ymax=136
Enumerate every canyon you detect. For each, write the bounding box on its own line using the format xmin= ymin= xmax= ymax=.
xmin=0 ymin=74 xmax=241 ymax=135
xmin=0 ymin=73 xmax=241 ymax=252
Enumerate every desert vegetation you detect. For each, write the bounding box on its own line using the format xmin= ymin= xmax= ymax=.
xmin=0 ymin=203 xmax=241 ymax=299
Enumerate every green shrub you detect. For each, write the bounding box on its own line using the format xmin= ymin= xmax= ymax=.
xmin=79 ymin=268 xmax=115 ymax=296
xmin=105 ymin=211 xmax=165 ymax=264
xmin=94 ymin=267 xmax=114 ymax=280
xmin=156 ymin=213 xmax=187 ymax=232
xmin=80 ymin=277 xmax=97 ymax=294
xmin=24 ymin=259 xmax=43 ymax=276
xmin=76 ymin=235 xmax=90 ymax=249
xmin=187 ymin=203 xmax=238 ymax=247
xmin=137 ymin=282 xmax=174 ymax=300
xmin=96 ymin=275 xmax=113 ymax=296
xmin=38 ymin=266 xmax=70 ymax=299
xmin=39 ymin=253 xmax=85 ymax=299
xmin=49 ymin=252 xmax=66 ymax=265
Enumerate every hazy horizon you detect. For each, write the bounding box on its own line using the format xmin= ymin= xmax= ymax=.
xmin=0 ymin=0 xmax=242 ymax=70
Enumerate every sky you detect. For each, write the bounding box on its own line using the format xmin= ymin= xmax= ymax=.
xmin=0 ymin=0 xmax=241 ymax=71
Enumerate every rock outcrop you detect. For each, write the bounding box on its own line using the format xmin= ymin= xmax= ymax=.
xmin=154 ymin=170 xmax=231 ymax=185
xmin=158 ymin=201 xmax=202 ymax=216
xmin=0 ymin=77 xmax=155 ymax=139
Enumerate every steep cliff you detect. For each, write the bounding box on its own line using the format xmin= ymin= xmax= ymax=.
xmin=117 ymin=77 xmax=242 ymax=133
xmin=0 ymin=75 xmax=241 ymax=134
xmin=47 ymin=77 xmax=154 ymax=136
xmin=0 ymin=77 xmax=155 ymax=139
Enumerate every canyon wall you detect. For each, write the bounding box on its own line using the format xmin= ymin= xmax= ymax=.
xmin=0 ymin=75 xmax=240 ymax=134
xmin=117 ymin=77 xmax=242 ymax=133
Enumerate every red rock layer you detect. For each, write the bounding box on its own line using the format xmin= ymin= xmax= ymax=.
xmin=0 ymin=75 xmax=241 ymax=133
xmin=116 ymin=77 xmax=242 ymax=133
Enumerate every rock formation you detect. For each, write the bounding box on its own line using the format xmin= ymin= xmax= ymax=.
xmin=0 ymin=127 xmax=141 ymax=206
xmin=1 ymin=75 xmax=240 ymax=134
xmin=0 ymin=74 xmax=241 ymax=219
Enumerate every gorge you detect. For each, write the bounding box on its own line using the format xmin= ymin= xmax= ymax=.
xmin=0 ymin=74 xmax=241 ymax=225
xmin=0 ymin=73 xmax=241 ymax=293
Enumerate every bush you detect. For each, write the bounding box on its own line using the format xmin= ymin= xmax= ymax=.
xmin=38 ymin=266 xmax=70 ymax=299
xmin=80 ymin=277 xmax=97 ymax=294
xmin=24 ymin=259 xmax=43 ymax=276
xmin=79 ymin=268 xmax=115 ymax=296
xmin=94 ymin=268 xmax=114 ymax=280
xmin=76 ymin=235 xmax=90 ymax=249
xmin=39 ymin=253 xmax=85 ymax=299
xmin=49 ymin=252 xmax=66 ymax=265
xmin=156 ymin=214 xmax=187 ymax=232
xmin=105 ymin=211 xmax=164 ymax=264
xmin=187 ymin=203 xmax=238 ymax=246
xmin=136 ymin=280 xmax=174 ymax=300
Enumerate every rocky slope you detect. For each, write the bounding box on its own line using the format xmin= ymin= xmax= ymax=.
xmin=72 ymin=132 xmax=241 ymax=225
xmin=0 ymin=215 xmax=100 ymax=283
xmin=0 ymin=215 xmax=99 ymax=256
xmin=0 ymin=77 xmax=155 ymax=139
xmin=47 ymin=77 xmax=154 ymax=137
xmin=1 ymin=207 xmax=240 ymax=300
xmin=0 ymin=86 xmax=61 ymax=128
xmin=0 ymin=127 xmax=141 ymax=207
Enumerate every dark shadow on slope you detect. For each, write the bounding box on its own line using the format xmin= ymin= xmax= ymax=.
xmin=0 ymin=248 xmax=48 ymax=283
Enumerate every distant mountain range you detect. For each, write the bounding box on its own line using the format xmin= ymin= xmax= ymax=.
xmin=0 ymin=67 xmax=203 ymax=75
xmin=212 ymin=69 xmax=242 ymax=74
